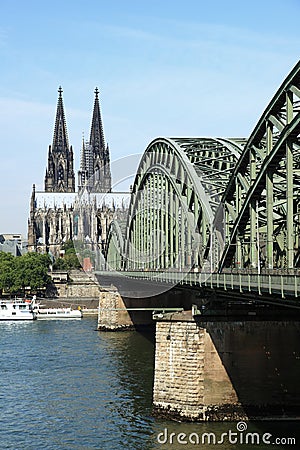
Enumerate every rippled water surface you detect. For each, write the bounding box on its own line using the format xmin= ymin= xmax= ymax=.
xmin=0 ymin=318 xmax=299 ymax=449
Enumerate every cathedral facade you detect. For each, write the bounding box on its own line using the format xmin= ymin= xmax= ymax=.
xmin=27 ymin=87 xmax=128 ymax=259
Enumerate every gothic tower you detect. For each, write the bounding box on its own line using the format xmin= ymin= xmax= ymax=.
xmin=78 ymin=88 xmax=112 ymax=193
xmin=44 ymin=87 xmax=75 ymax=193
xmin=27 ymin=184 xmax=37 ymax=252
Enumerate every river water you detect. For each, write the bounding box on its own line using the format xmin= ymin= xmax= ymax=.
xmin=0 ymin=317 xmax=298 ymax=449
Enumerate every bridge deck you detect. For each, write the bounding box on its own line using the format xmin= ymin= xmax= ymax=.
xmin=95 ymin=270 xmax=300 ymax=307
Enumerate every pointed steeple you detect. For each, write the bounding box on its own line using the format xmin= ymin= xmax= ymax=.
xmin=27 ymin=184 xmax=37 ymax=251
xmin=44 ymin=87 xmax=75 ymax=192
xmin=88 ymin=88 xmax=112 ymax=193
xmin=80 ymin=134 xmax=86 ymax=172
xmin=78 ymin=88 xmax=112 ymax=193
xmin=90 ymin=87 xmax=105 ymax=157
xmin=52 ymin=86 xmax=69 ymax=152
xmin=78 ymin=135 xmax=88 ymax=191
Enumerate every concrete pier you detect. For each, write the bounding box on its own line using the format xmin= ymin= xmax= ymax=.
xmin=153 ymin=312 xmax=300 ymax=421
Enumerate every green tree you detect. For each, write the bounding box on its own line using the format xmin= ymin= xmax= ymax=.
xmin=64 ymin=253 xmax=82 ymax=270
xmin=52 ymin=257 xmax=68 ymax=271
xmin=0 ymin=251 xmax=51 ymax=294
xmin=53 ymin=239 xmax=82 ymax=270
xmin=0 ymin=252 xmax=15 ymax=293
xmin=62 ymin=240 xmax=78 ymax=254
xmin=13 ymin=252 xmax=51 ymax=292
xmin=52 ymin=253 xmax=81 ymax=271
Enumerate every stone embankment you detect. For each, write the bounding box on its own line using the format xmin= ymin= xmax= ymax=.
xmin=44 ymin=269 xmax=101 ymax=315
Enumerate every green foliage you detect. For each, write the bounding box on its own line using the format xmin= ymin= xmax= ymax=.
xmin=52 ymin=257 xmax=68 ymax=271
xmin=64 ymin=253 xmax=82 ymax=270
xmin=53 ymin=240 xmax=82 ymax=270
xmin=53 ymin=253 xmax=81 ymax=271
xmin=61 ymin=239 xmax=76 ymax=254
xmin=52 ymin=239 xmax=96 ymax=271
xmin=0 ymin=251 xmax=51 ymax=294
xmin=0 ymin=252 xmax=15 ymax=292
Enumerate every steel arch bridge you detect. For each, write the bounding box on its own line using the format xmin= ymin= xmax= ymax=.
xmin=105 ymin=61 xmax=300 ymax=277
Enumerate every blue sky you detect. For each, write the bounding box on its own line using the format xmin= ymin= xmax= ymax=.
xmin=0 ymin=0 xmax=299 ymax=235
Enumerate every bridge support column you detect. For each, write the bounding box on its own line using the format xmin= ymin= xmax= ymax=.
xmin=153 ymin=314 xmax=300 ymax=421
xmin=97 ymin=287 xmax=186 ymax=331
xmin=153 ymin=312 xmax=243 ymax=421
xmin=98 ymin=290 xmax=135 ymax=331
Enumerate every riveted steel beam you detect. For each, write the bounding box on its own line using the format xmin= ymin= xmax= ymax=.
xmin=219 ymin=61 xmax=300 ymax=271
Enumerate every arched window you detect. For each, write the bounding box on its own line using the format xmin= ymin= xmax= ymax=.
xmin=58 ymin=164 xmax=64 ymax=180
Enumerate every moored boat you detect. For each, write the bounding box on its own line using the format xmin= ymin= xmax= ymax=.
xmin=34 ymin=306 xmax=82 ymax=320
xmin=0 ymin=299 xmax=36 ymax=320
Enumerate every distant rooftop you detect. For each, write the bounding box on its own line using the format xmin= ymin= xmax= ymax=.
xmin=0 ymin=233 xmax=23 ymax=242
xmin=0 ymin=234 xmax=27 ymax=256
xmin=35 ymin=191 xmax=130 ymax=210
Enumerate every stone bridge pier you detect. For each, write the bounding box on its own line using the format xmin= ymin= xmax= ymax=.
xmin=97 ymin=285 xmax=195 ymax=331
xmin=153 ymin=312 xmax=300 ymax=421
xmin=97 ymin=282 xmax=300 ymax=421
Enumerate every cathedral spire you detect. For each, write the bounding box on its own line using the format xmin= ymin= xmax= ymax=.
xmin=52 ymin=86 xmax=69 ymax=152
xmin=90 ymin=87 xmax=105 ymax=156
xmin=44 ymin=87 xmax=75 ymax=193
xmin=78 ymin=88 xmax=112 ymax=194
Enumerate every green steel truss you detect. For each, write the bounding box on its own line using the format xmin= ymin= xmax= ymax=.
xmin=106 ymin=137 xmax=244 ymax=271
xmin=106 ymin=219 xmax=124 ymax=270
xmin=219 ymin=61 xmax=300 ymax=271
xmin=105 ymin=61 xmax=300 ymax=274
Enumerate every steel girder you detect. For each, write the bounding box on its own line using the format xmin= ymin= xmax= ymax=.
xmin=106 ymin=220 xmax=124 ymax=270
xmin=106 ymin=137 xmax=243 ymax=271
xmin=219 ymin=61 xmax=300 ymax=271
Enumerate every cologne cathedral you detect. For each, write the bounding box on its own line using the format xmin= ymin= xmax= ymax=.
xmin=27 ymin=87 xmax=129 ymax=258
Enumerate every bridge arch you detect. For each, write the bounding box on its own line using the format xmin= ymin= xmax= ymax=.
xmin=219 ymin=61 xmax=300 ymax=271
xmin=106 ymin=220 xmax=124 ymax=270
xmin=106 ymin=137 xmax=243 ymax=272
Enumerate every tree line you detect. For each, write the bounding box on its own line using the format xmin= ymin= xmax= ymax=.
xmin=0 ymin=240 xmax=89 ymax=296
xmin=0 ymin=251 xmax=51 ymax=295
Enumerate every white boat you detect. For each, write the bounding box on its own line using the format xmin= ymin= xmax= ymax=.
xmin=34 ymin=306 xmax=82 ymax=320
xmin=0 ymin=299 xmax=36 ymax=320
